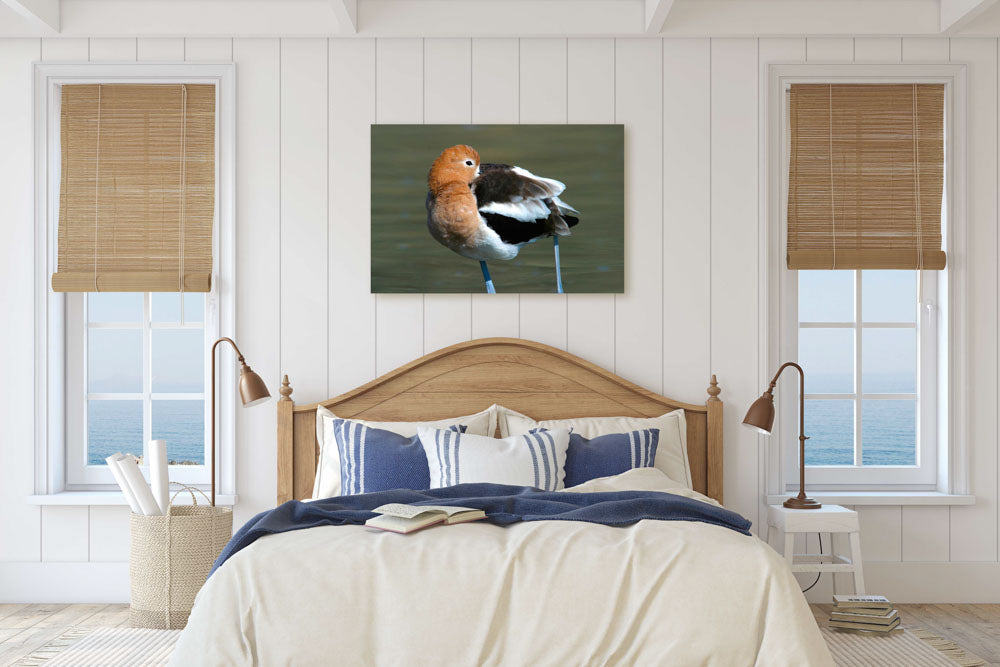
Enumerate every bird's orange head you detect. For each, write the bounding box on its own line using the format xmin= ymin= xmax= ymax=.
xmin=428 ymin=145 xmax=480 ymax=192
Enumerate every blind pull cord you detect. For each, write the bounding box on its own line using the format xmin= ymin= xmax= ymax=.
xmin=828 ymin=84 xmax=836 ymax=270
xmin=93 ymin=84 xmax=102 ymax=292
xmin=178 ymin=85 xmax=188 ymax=294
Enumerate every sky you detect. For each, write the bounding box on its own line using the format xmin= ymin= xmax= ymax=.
xmin=87 ymin=292 xmax=205 ymax=394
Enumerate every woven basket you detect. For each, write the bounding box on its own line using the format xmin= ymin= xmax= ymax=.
xmin=129 ymin=486 xmax=232 ymax=629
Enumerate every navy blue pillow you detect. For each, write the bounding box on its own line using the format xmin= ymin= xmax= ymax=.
xmin=333 ymin=419 xmax=465 ymax=495
xmin=561 ymin=428 xmax=660 ymax=487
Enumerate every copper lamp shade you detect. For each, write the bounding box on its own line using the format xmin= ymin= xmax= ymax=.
xmin=742 ymin=392 xmax=776 ymax=435
xmin=238 ymin=363 xmax=271 ymax=407
xmin=211 ymin=337 xmax=271 ymax=506
xmin=745 ymin=362 xmax=821 ymax=510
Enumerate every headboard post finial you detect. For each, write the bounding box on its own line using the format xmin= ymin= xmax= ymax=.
xmin=707 ymin=374 xmax=721 ymax=401
xmin=279 ymin=374 xmax=293 ymax=402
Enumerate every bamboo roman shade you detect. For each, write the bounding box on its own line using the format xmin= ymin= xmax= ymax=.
xmin=52 ymin=83 xmax=216 ymax=292
xmin=786 ymin=83 xmax=946 ymax=270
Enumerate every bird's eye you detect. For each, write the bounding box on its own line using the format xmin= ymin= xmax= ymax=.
xmin=464 ymin=160 xmax=474 ymax=166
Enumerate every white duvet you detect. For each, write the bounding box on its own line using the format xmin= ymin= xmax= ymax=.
xmin=172 ymin=469 xmax=833 ymax=666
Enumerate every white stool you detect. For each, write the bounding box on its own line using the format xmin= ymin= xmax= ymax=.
xmin=765 ymin=504 xmax=865 ymax=595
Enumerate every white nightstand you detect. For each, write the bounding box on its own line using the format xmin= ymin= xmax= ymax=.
xmin=765 ymin=504 xmax=865 ymax=595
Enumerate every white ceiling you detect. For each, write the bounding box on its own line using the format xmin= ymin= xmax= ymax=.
xmin=1 ymin=0 xmax=1000 ymax=38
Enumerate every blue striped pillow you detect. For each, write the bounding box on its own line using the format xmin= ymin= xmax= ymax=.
xmin=561 ymin=428 xmax=660 ymax=487
xmin=333 ymin=419 xmax=466 ymax=496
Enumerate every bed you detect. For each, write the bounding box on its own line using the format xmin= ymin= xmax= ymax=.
xmin=172 ymin=338 xmax=833 ymax=665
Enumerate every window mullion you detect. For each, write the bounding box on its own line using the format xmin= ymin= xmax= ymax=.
xmin=854 ymin=270 xmax=863 ymax=467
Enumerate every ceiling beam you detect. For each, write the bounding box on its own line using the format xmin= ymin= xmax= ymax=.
xmin=330 ymin=0 xmax=357 ymax=33
xmin=1 ymin=0 xmax=59 ymax=32
xmin=644 ymin=0 xmax=676 ymax=33
xmin=939 ymin=0 xmax=999 ymax=33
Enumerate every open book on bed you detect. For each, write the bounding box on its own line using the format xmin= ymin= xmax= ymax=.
xmin=365 ymin=503 xmax=486 ymax=534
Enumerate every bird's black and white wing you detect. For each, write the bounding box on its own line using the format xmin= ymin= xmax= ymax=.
xmin=472 ymin=164 xmax=580 ymax=246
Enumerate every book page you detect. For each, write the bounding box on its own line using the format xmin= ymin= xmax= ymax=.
xmin=372 ymin=503 xmax=443 ymax=519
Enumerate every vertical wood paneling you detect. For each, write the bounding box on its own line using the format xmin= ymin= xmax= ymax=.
xmin=662 ymin=38 xmax=710 ymax=404
xmin=422 ymin=38 xmax=473 ymax=354
xmin=137 ymin=38 xmax=184 ymax=61
xmin=853 ymin=37 xmax=902 ymax=62
xmin=329 ymin=39 xmax=377 ymax=394
xmin=518 ymin=38 xmax=568 ymax=349
xmin=858 ymin=506 xmax=903 ymax=561
xmin=758 ymin=37 xmax=806 ymax=530
xmin=88 ymin=506 xmax=130 ymax=562
xmin=375 ymin=39 xmax=425 ymax=375
xmin=710 ymin=38 xmax=758 ymax=529
xmin=40 ymin=507 xmax=88 ymax=562
xmin=184 ymin=38 xmax=232 ymax=61
xmin=902 ymin=38 xmax=950 ymax=61
xmin=903 ymin=507 xmax=951 ymax=561
xmin=280 ymin=39 xmax=329 ymax=401
xmin=950 ymin=38 xmax=999 ymax=562
xmin=88 ymin=38 xmax=136 ymax=61
xmin=470 ymin=38 xmax=520 ymax=338
xmin=805 ymin=37 xmax=854 ymax=62
xmin=40 ymin=38 xmax=87 ymax=61
xmin=0 ymin=38 xmax=41 ymax=561
xmin=233 ymin=38 xmax=281 ymax=524
xmin=615 ymin=39 xmax=663 ymax=392
xmin=566 ymin=38 xmax=615 ymax=371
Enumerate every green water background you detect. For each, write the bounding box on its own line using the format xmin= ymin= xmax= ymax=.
xmin=371 ymin=124 xmax=624 ymax=293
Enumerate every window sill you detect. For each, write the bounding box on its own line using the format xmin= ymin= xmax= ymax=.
xmin=766 ymin=492 xmax=974 ymax=506
xmin=27 ymin=492 xmax=238 ymax=507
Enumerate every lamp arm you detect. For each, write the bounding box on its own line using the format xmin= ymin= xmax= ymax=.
xmin=767 ymin=361 xmax=806 ymax=443
xmin=212 ymin=336 xmax=246 ymax=364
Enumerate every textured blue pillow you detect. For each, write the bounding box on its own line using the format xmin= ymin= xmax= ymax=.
xmin=562 ymin=428 xmax=660 ymax=487
xmin=333 ymin=419 xmax=466 ymax=496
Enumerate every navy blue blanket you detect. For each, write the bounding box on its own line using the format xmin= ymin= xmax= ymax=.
xmin=211 ymin=483 xmax=751 ymax=576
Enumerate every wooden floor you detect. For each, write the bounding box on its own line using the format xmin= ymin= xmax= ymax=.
xmin=0 ymin=603 xmax=997 ymax=665
xmin=812 ymin=603 xmax=1000 ymax=666
xmin=0 ymin=603 xmax=129 ymax=666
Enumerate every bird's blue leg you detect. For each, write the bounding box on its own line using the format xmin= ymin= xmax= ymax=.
xmin=553 ymin=236 xmax=564 ymax=294
xmin=480 ymin=261 xmax=496 ymax=294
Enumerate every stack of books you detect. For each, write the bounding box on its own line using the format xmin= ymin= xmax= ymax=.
xmin=829 ymin=595 xmax=901 ymax=634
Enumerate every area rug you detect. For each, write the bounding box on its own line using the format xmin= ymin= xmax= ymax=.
xmin=821 ymin=626 xmax=986 ymax=667
xmin=12 ymin=627 xmax=181 ymax=666
xmin=13 ymin=624 xmax=987 ymax=666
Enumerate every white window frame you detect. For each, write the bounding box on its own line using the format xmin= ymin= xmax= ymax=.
xmin=65 ymin=292 xmax=214 ymax=486
xmin=762 ymin=63 xmax=969 ymax=495
xmin=33 ymin=63 xmax=236 ymax=496
xmin=789 ymin=270 xmax=936 ymax=486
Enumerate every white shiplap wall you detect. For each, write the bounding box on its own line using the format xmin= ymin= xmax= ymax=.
xmin=1 ymin=35 xmax=999 ymax=602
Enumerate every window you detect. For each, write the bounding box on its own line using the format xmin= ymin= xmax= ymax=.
xmin=33 ymin=63 xmax=235 ymax=497
xmin=65 ymin=292 xmax=212 ymax=486
xmin=765 ymin=63 xmax=967 ymax=494
xmin=790 ymin=269 xmax=938 ymax=486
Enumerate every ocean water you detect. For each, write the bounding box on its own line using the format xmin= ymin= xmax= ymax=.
xmin=804 ymin=398 xmax=916 ymax=466
xmin=88 ymin=400 xmax=205 ymax=465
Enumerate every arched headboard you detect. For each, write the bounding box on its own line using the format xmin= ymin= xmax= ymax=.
xmin=277 ymin=338 xmax=723 ymax=504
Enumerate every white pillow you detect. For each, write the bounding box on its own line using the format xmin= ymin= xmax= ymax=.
xmin=313 ymin=404 xmax=498 ymax=499
xmin=418 ymin=427 xmax=571 ymax=491
xmin=563 ymin=468 xmax=721 ymax=507
xmin=498 ymin=406 xmax=692 ymax=489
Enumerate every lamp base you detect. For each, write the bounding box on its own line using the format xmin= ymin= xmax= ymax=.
xmin=783 ymin=496 xmax=822 ymax=510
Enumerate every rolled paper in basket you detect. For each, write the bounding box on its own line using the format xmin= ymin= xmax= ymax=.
xmin=106 ymin=454 xmax=142 ymax=514
xmin=117 ymin=454 xmax=162 ymax=516
xmin=149 ymin=440 xmax=169 ymax=516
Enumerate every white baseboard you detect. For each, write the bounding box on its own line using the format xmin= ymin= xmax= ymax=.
xmin=3 ymin=560 xmax=1000 ymax=604
xmin=0 ymin=562 xmax=129 ymax=603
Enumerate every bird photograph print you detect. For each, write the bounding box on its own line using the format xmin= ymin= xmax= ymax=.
xmin=371 ymin=124 xmax=624 ymax=293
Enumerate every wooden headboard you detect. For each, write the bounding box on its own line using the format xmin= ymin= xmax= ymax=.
xmin=277 ymin=338 xmax=723 ymax=505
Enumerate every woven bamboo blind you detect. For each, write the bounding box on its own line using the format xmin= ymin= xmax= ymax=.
xmin=787 ymin=83 xmax=946 ymax=270
xmin=52 ymin=84 xmax=216 ymax=292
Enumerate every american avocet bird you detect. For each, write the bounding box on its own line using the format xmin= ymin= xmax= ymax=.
xmin=426 ymin=144 xmax=580 ymax=294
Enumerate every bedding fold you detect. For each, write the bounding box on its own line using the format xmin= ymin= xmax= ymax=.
xmin=212 ymin=482 xmax=752 ymax=575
